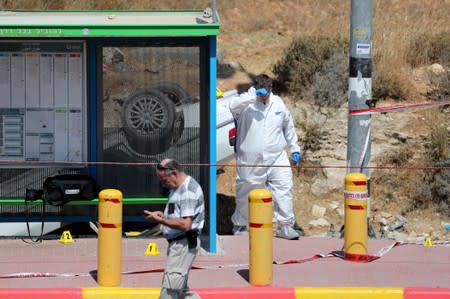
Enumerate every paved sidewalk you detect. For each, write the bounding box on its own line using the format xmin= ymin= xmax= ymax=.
xmin=0 ymin=235 xmax=448 ymax=298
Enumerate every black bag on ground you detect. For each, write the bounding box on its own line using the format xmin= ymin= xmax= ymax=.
xmin=43 ymin=174 xmax=99 ymax=206
xmin=25 ymin=188 xmax=44 ymax=202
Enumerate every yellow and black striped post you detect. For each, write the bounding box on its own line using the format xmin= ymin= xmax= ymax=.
xmin=248 ymin=189 xmax=273 ymax=286
xmin=97 ymin=189 xmax=123 ymax=286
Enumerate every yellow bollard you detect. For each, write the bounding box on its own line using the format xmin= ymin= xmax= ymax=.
xmin=344 ymin=173 xmax=368 ymax=262
xmin=97 ymin=189 xmax=123 ymax=286
xmin=248 ymin=189 xmax=273 ymax=286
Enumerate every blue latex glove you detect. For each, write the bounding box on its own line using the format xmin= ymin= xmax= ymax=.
xmin=292 ymin=152 xmax=301 ymax=165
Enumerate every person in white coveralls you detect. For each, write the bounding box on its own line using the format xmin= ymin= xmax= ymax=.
xmin=229 ymin=74 xmax=303 ymax=240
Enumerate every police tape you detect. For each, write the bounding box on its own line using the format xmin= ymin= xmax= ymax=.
xmin=349 ymin=99 xmax=450 ymax=116
xmin=2 ymin=240 xmax=450 ymax=279
xmin=1 ymin=159 xmax=448 ymax=171
xmin=0 ymin=241 xmax=420 ymax=279
xmin=0 ymin=272 xmax=89 ymax=278
xmin=330 ymin=241 xmax=402 ymax=263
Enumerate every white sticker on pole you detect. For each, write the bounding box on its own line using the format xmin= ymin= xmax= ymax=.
xmin=344 ymin=191 xmax=369 ymax=200
xmin=356 ymin=43 xmax=371 ymax=55
xmin=349 ymin=77 xmax=372 ymax=98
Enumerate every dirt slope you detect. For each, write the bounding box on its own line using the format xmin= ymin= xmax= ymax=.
xmin=215 ymin=0 xmax=450 ymax=241
xmin=216 ymin=71 xmax=449 ymax=241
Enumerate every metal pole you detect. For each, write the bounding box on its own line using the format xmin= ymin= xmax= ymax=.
xmin=211 ymin=0 xmax=217 ymax=23
xmin=347 ymin=0 xmax=374 ymax=234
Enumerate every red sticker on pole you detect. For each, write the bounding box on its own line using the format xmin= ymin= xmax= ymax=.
xmin=249 ymin=223 xmax=272 ymax=228
xmin=249 ymin=197 xmax=272 ymax=203
xmin=347 ymin=204 xmax=365 ymax=210
xmin=102 ymin=197 xmax=121 ymax=203
xmin=99 ymin=223 xmax=122 ymax=228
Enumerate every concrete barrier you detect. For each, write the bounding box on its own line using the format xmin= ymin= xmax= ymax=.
xmin=404 ymin=287 xmax=450 ymax=299
xmin=0 ymin=288 xmax=82 ymax=299
xmin=196 ymin=286 xmax=295 ymax=299
xmin=83 ymin=287 xmax=160 ymax=299
xmin=1 ymin=287 xmax=450 ymax=299
xmin=295 ymin=287 xmax=403 ymax=299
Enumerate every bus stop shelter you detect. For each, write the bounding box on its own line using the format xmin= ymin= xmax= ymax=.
xmin=0 ymin=9 xmax=221 ymax=253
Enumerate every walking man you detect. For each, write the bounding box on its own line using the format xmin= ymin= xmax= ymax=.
xmin=144 ymin=158 xmax=204 ymax=299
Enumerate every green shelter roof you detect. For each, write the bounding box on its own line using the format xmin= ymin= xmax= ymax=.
xmin=0 ymin=10 xmax=220 ymax=37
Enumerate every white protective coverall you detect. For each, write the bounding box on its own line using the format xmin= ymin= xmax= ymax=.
xmin=229 ymin=87 xmax=300 ymax=228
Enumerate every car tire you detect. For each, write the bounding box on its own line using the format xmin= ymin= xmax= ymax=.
xmin=122 ymin=88 xmax=175 ymax=155
xmin=149 ymin=82 xmax=192 ymax=144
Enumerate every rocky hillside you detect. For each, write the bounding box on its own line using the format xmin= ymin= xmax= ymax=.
xmin=212 ymin=1 xmax=449 ymax=243
xmin=216 ymin=66 xmax=449 ymax=242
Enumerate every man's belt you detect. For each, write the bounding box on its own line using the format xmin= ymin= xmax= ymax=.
xmin=167 ymin=234 xmax=187 ymax=244
xmin=167 ymin=230 xmax=199 ymax=248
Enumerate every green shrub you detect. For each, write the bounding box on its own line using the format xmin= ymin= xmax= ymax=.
xmin=427 ymin=71 xmax=450 ymax=100
xmin=426 ymin=122 xmax=449 ymax=163
xmin=372 ymin=146 xmax=420 ymax=210
xmin=412 ymin=120 xmax=450 ymax=216
xmin=272 ymin=36 xmax=348 ymax=100
xmin=295 ymin=108 xmax=322 ymax=152
xmin=311 ymin=51 xmax=348 ymax=108
xmin=372 ymin=68 xmax=408 ymax=100
xmin=274 ymin=35 xmax=408 ymax=104
xmin=413 ymin=167 xmax=450 ymax=216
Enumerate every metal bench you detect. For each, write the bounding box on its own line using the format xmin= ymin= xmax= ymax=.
xmin=0 ymin=197 xmax=168 ymax=222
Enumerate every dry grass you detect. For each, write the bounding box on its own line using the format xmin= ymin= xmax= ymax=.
xmin=371 ymin=145 xmax=423 ymax=214
xmin=374 ymin=1 xmax=450 ymax=67
xmin=426 ymin=111 xmax=450 ymax=162
xmin=3 ymin=0 xmax=449 ymax=76
xmin=218 ymin=0 xmax=450 ymax=76
xmin=0 ymin=0 xmax=212 ymax=10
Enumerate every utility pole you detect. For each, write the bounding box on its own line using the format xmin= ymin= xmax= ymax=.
xmin=347 ymin=0 xmax=375 ymax=237
xmin=211 ymin=0 xmax=217 ymax=23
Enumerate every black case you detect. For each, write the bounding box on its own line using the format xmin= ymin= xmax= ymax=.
xmin=43 ymin=174 xmax=99 ymax=206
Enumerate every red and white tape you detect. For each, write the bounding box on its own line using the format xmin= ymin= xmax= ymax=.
xmin=350 ymin=100 xmax=450 ymax=116
xmin=0 ymin=241 xmax=407 ymax=279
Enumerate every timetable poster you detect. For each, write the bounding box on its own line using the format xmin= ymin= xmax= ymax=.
xmin=0 ymin=41 xmax=85 ymax=166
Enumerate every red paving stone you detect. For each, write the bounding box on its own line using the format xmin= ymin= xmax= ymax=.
xmin=0 ymin=235 xmax=448 ymax=289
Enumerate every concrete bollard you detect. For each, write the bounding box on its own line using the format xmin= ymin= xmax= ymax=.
xmin=97 ymin=189 xmax=123 ymax=286
xmin=344 ymin=173 xmax=368 ymax=262
xmin=248 ymin=188 xmax=273 ymax=286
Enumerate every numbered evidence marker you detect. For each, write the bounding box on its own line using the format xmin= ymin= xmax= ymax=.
xmin=59 ymin=230 xmax=74 ymax=244
xmin=145 ymin=242 xmax=160 ymax=256
xmin=423 ymin=236 xmax=434 ymax=247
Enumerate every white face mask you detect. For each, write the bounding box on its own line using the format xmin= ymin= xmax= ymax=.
xmin=257 ymin=94 xmax=269 ymax=104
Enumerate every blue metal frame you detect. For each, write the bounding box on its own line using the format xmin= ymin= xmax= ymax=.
xmin=88 ymin=36 xmax=219 ymax=253
xmin=208 ymin=36 xmax=217 ymax=253
xmin=0 ymin=35 xmax=219 ymax=253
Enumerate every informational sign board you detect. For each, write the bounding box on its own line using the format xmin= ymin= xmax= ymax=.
xmin=0 ymin=41 xmax=85 ymax=166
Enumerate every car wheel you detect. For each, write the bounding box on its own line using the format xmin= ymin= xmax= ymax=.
xmin=149 ymin=82 xmax=192 ymax=145
xmin=122 ymin=88 xmax=175 ymax=155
